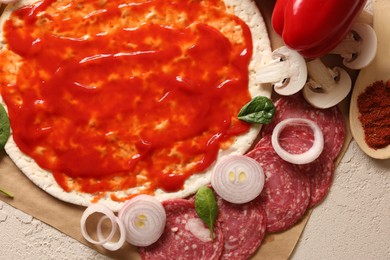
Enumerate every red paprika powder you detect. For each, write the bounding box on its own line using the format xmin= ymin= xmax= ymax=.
xmin=357 ymin=80 xmax=390 ymax=149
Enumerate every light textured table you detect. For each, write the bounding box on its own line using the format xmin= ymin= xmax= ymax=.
xmin=2 ymin=1 xmax=389 ymax=260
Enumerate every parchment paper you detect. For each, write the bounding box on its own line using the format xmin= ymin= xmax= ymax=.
xmin=0 ymin=0 xmax=369 ymax=259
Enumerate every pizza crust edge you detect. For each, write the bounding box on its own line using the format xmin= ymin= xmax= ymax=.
xmin=0 ymin=0 xmax=273 ymax=211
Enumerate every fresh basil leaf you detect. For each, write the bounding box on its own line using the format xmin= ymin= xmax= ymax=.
xmin=238 ymin=96 xmax=275 ymax=124
xmin=0 ymin=104 xmax=10 ymax=149
xmin=195 ymin=186 xmax=218 ymax=240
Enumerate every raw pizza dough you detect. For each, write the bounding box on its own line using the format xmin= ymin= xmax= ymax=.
xmin=0 ymin=0 xmax=272 ymax=211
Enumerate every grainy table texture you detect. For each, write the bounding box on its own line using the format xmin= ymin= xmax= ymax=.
xmin=2 ymin=1 xmax=390 ymax=260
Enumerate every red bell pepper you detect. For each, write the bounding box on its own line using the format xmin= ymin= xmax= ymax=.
xmin=272 ymin=0 xmax=367 ymax=58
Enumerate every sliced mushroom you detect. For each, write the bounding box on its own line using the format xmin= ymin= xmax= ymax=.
xmin=303 ymin=59 xmax=351 ymax=109
xmin=256 ymin=46 xmax=307 ymax=96
xmin=330 ymin=23 xmax=377 ymax=70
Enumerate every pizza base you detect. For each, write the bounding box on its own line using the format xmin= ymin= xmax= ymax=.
xmin=0 ymin=0 xmax=272 ymax=211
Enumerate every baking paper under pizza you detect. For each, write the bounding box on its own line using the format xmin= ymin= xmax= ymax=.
xmin=0 ymin=0 xmax=272 ymax=211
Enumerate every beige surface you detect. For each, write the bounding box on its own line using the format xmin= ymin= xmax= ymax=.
xmin=1 ymin=1 xmax=389 ymax=260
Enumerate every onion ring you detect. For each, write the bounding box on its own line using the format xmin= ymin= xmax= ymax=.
xmin=96 ymin=215 xmax=126 ymax=251
xmin=211 ymin=155 xmax=265 ymax=204
xmin=80 ymin=203 xmax=117 ymax=246
xmin=271 ymin=118 xmax=324 ymax=164
xmin=118 ymin=195 xmax=166 ymax=247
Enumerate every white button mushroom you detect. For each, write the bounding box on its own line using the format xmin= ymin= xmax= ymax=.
xmin=256 ymin=46 xmax=307 ymax=96
xmin=302 ymin=58 xmax=352 ymax=109
xmin=329 ymin=23 xmax=377 ymax=70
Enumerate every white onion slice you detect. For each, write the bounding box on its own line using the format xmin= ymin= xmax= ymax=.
xmin=211 ymin=155 xmax=265 ymax=204
xmin=80 ymin=203 xmax=117 ymax=246
xmin=96 ymin=216 xmax=126 ymax=251
xmin=118 ymin=195 xmax=166 ymax=247
xmin=271 ymin=118 xmax=324 ymax=164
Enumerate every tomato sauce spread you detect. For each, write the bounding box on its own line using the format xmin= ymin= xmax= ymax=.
xmin=0 ymin=0 xmax=253 ymax=197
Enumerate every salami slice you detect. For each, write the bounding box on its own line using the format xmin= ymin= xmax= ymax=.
xmin=139 ymin=199 xmax=224 ymax=260
xmin=299 ymin=154 xmax=335 ymax=208
xmin=261 ymin=93 xmax=345 ymax=160
xmin=259 ymin=121 xmax=335 ymax=208
xmin=246 ymin=136 xmax=310 ymax=233
xmin=261 ymin=119 xmax=335 ymax=208
xmin=217 ymin=197 xmax=267 ymax=260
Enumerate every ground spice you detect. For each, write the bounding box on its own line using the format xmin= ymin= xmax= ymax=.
xmin=357 ymin=80 xmax=390 ymax=149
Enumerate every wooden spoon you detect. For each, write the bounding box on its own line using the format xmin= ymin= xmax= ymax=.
xmin=350 ymin=0 xmax=390 ymax=159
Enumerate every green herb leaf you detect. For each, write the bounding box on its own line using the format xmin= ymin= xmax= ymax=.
xmin=0 ymin=103 xmax=12 ymax=198
xmin=0 ymin=188 xmax=13 ymax=198
xmin=238 ymin=96 xmax=275 ymax=124
xmin=0 ymin=103 xmax=10 ymax=149
xmin=195 ymin=186 xmax=218 ymax=240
